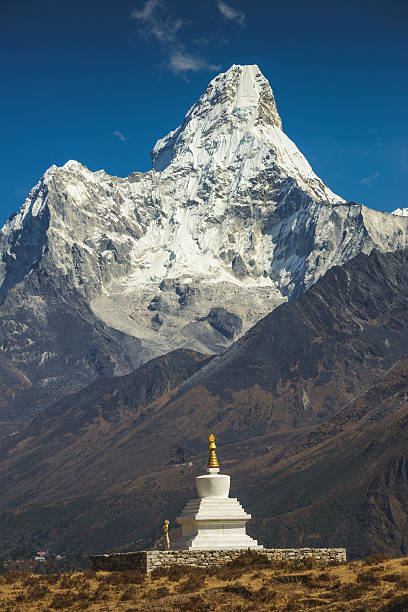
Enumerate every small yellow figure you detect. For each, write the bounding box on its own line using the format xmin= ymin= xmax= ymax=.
xmin=162 ymin=520 xmax=170 ymax=550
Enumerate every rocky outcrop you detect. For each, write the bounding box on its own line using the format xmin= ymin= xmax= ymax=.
xmin=206 ymin=307 xmax=242 ymax=339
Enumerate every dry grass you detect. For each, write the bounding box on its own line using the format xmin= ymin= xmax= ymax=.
xmin=1 ymin=554 xmax=408 ymax=611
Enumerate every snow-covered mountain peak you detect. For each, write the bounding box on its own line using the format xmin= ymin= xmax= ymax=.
xmin=151 ymin=64 xmax=281 ymax=171
xmin=2 ymin=63 xmax=408 ymax=409
xmin=392 ymin=208 xmax=408 ymax=217
xmin=187 ymin=63 xmax=283 ymax=129
xmin=151 ymin=64 xmax=342 ymax=204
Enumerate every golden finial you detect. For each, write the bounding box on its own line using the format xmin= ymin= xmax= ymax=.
xmin=207 ymin=433 xmax=219 ymax=469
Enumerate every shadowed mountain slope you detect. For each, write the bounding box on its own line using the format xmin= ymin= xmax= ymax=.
xmin=245 ymin=356 xmax=408 ymax=559
xmin=0 ymin=265 xmax=145 ymax=422
xmin=1 ymin=249 xmax=408 ymax=558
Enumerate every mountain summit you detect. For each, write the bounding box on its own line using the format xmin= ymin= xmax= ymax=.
xmin=1 ymin=64 xmax=408 ymax=418
xmin=152 ymin=64 xmax=341 ymax=203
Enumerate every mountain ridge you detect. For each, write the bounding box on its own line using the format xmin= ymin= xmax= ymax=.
xmin=1 ymin=248 xmax=408 ymax=558
xmin=1 ymin=64 xmax=408 ymax=419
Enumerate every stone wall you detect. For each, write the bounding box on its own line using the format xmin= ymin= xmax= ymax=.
xmin=89 ymin=548 xmax=346 ymax=574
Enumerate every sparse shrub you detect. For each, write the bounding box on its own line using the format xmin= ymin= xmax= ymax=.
xmin=317 ymin=572 xmax=331 ymax=582
xmin=285 ymin=594 xmax=303 ymax=611
xmin=83 ymin=569 xmax=96 ymax=579
xmin=120 ymin=586 xmax=137 ymax=601
xmin=144 ymin=586 xmax=170 ymax=599
xmin=254 ymin=586 xmax=277 ymax=603
xmin=152 ymin=564 xmax=212 ymax=581
xmin=275 ymin=573 xmax=310 ymax=584
xmin=150 ymin=566 xmax=168 ymax=579
xmin=176 ymin=573 xmax=203 ymax=593
xmin=270 ymin=557 xmax=319 ymax=571
xmin=299 ymin=596 xmax=332 ymax=608
xmin=212 ymin=566 xmax=242 ymax=581
xmin=384 ymin=573 xmax=406 ymax=583
xmin=173 ymin=594 xmax=210 ymax=611
xmin=221 ymin=584 xmax=253 ymax=599
xmin=62 ymin=574 xmax=84 ymax=590
xmin=364 ymin=553 xmax=391 ymax=565
xmin=339 ymin=582 xmax=367 ymax=600
xmin=330 ymin=579 xmax=341 ymax=591
xmin=381 ymin=594 xmax=408 ymax=612
xmin=22 ymin=575 xmax=38 ymax=587
xmin=121 ymin=569 xmax=145 ymax=584
xmin=91 ymin=586 xmax=109 ymax=602
xmin=397 ymin=579 xmax=408 ymax=589
xmin=357 ymin=569 xmax=381 ymax=585
xmin=28 ymin=583 xmax=50 ymax=600
xmin=290 ymin=557 xmax=318 ymax=571
xmin=170 ymin=564 xmax=195 ymax=581
xmin=101 ymin=569 xmax=144 ymax=585
xmin=151 ymin=564 xmax=186 ymax=581
xmin=42 ymin=573 xmax=61 ymax=585
xmin=3 ymin=572 xmax=23 ymax=584
xmin=225 ymin=551 xmax=270 ymax=569
xmin=49 ymin=590 xmax=76 ymax=609
xmin=79 ymin=579 xmax=90 ymax=590
xmin=76 ymin=588 xmax=90 ymax=602
xmin=58 ymin=575 xmax=72 ymax=589
xmin=303 ymin=576 xmax=327 ymax=590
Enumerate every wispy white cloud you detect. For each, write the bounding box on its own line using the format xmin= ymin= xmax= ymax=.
xmin=193 ymin=36 xmax=213 ymax=47
xmin=359 ymin=172 xmax=380 ymax=185
xmin=114 ymin=130 xmax=127 ymax=142
xmin=130 ymin=1 xmax=220 ymax=76
xmin=152 ymin=17 xmax=183 ymax=42
xmin=170 ymin=52 xmax=220 ymax=75
xmin=217 ymin=1 xmax=245 ymax=25
xmin=194 ymin=34 xmax=229 ymax=48
xmin=131 ymin=1 xmax=183 ymax=42
xmin=368 ymin=127 xmax=383 ymax=149
xmin=130 ymin=0 xmax=162 ymax=21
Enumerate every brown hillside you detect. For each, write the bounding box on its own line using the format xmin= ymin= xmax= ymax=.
xmin=1 ymin=250 xmax=408 ymax=559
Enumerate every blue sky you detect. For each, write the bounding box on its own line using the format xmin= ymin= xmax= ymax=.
xmin=1 ymin=0 xmax=407 ymax=226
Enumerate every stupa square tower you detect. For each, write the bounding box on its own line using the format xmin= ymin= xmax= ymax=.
xmin=173 ymin=435 xmax=262 ymax=551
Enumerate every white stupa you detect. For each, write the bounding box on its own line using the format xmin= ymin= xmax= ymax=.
xmin=173 ymin=434 xmax=263 ymax=550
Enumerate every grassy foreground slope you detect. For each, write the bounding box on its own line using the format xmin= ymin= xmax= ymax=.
xmin=1 ymin=553 xmax=408 ymax=611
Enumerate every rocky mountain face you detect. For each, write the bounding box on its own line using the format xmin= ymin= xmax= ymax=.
xmin=1 ymin=249 xmax=408 ymax=559
xmin=0 ymin=263 xmax=147 ymax=421
xmin=2 ymin=65 xmax=408 ymax=419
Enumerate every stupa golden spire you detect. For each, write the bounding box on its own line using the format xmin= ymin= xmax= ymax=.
xmin=207 ymin=433 xmax=219 ymax=469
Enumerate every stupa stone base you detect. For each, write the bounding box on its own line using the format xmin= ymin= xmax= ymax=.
xmin=89 ymin=548 xmax=347 ymax=573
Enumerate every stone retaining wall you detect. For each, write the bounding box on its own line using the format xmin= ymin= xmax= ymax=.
xmin=89 ymin=548 xmax=346 ymax=574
